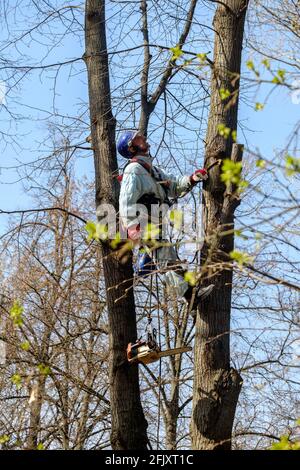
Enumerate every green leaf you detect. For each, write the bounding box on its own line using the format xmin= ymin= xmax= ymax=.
xmin=217 ymin=123 xmax=231 ymax=139
xmin=184 ymin=271 xmax=197 ymax=287
xmin=261 ymin=58 xmax=271 ymax=70
xmin=0 ymin=435 xmax=9 ymax=445
xmin=37 ymin=443 xmax=45 ymax=450
xmin=142 ymin=223 xmax=160 ymax=241
xmin=169 ymin=209 xmax=183 ymax=230
xmin=20 ymin=341 xmax=30 ymax=351
xmin=11 ymin=373 xmax=22 ymax=389
xmin=219 ymin=88 xmax=231 ymax=100
xmin=221 ymin=159 xmax=242 ymax=186
xmin=95 ymin=223 xmax=108 ymax=241
xmin=84 ymin=220 xmax=96 ymax=241
xmin=234 ymin=229 xmax=248 ymax=240
xmin=84 ymin=221 xmax=108 ymax=241
xmin=271 ymin=435 xmax=300 ymax=450
xmin=246 ymin=59 xmax=260 ymax=77
xmin=272 ymin=69 xmax=286 ymax=84
xmin=231 ymin=130 xmax=237 ymax=142
xmin=255 ymin=102 xmax=264 ymax=111
xmin=10 ymin=300 xmax=24 ymax=327
xmin=110 ymin=231 xmax=122 ymax=249
xmin=246 ymin=60 xmax=255 ymax=71
xmin=238 ymin=180 xmax=249 ymax=191
xmin=230 ymin=250 xmax=254 ymax=266
xmin=256 ymin=159 xmax=266 ymax=168
xmin=170 ymin=46 xmax=183 ymax=61
xmin=278 ymin=69 xmax=286 ymax=80
xmin=196 ymin=53 xmax=207 ymax=63
xmin=37 ymin=364 xmax=51 ymax=376
xmin=285 ymin=154 xmax=300 ymax=176
xmin=221 ymin=159 xmax=248 ymax=191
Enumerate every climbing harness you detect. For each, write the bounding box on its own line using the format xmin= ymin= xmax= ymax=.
xmin=115 ymin=157 xmax=173 ymax=206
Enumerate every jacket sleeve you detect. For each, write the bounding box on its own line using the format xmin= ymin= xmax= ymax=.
xmin=119 ymin=168 xmax=143 ymax=230
xmin=158 ymin=168 xmax=192 ymax=199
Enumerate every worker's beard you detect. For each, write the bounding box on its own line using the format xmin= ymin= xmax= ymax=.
xmin=134 ymin=144 xmax=152 ymax=159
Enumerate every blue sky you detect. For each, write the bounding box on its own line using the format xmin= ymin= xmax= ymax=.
xmin=240 ymin=79 xmax=299 ymax=157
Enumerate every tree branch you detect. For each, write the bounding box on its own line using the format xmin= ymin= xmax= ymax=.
xmin=0 ymin=207 xmax=87 ymax=224
xmin=149 ymin=0 xmax=198 ymax=108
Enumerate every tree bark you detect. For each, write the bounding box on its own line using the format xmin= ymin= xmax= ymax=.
xmin=26 ymin=375 xmax=46 ymax=450
xmin=191 ymin=0 xmax=249 ymax=450
xmin=84 ymin=0 xmax=148 ymax=449
xmin=164 ymin=374 xmax=180 ymax=450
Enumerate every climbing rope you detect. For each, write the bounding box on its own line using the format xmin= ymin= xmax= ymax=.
xmin=155 ymin=270 xmax=162 ymax=450
xmin=146 ymin=273 xmax=157 ymax=347
xmin=144 ymin=269 xmax=162 ymax=449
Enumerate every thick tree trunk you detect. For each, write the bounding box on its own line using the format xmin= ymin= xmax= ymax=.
xmin=191 ymin=0 xmax=249 ymax=450
xmin=84 ymin=0 xmax=148 ymax=449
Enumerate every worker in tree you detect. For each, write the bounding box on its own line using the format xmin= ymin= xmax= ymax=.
xmin=117 ymin=130 xmax=214 ymax=312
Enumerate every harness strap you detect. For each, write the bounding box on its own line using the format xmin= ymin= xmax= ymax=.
xmin=125 ymin=158 xmax=172 ymax=206
xmin=146 ymin=315 xmax=157 ymax=347
xmin=130 ymin=158 xmax=168 ymax=185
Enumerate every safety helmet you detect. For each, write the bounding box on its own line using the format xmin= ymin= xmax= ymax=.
xmin=117 ymin=130 xmax=137 ymax=158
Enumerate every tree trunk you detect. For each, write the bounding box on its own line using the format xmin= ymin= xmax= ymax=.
xmin=26 ymin=375 xmax=46 ymax=450
xmin=191 ymin=0 xmax=249 ymax=450
xmin=84 ymin=0 xmax=148 ymax=449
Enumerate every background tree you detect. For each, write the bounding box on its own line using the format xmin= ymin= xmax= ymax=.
xmin=0 ymin=148 xmax=110 ymax=449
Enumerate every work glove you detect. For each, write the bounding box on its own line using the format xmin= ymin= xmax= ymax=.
xmin=190 ymin=169 xmax=208 ymax=184
xmin=127 ymin=224 xmax=141 ymax=242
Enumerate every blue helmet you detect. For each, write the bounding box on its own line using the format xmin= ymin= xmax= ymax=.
xmin=117 ymin=130 xmax=136 ymax=158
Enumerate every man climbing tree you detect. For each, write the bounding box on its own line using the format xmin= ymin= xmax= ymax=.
xmin=117 ymin=129 xmax=214 ymax=314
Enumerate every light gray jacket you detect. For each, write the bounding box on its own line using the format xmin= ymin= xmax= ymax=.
xmin=119 ymin=155 xmax=192 ymax=229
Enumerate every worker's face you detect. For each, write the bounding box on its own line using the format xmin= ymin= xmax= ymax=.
xmin=131 ymin=132 xmax=150 ymax=155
